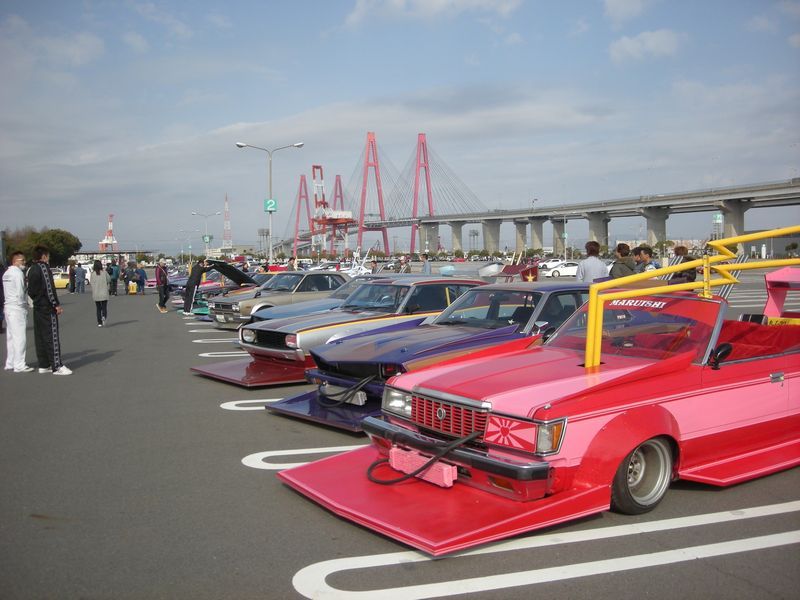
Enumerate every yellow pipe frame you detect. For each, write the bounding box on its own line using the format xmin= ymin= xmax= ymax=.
xmin=583 ymin=225 xmax=800 ymax=368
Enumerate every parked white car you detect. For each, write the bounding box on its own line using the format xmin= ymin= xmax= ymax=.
xmin=537 ymin=258 xmax=564 ymax=271
xmin=543 ymin=260 xmax=580 ymax=277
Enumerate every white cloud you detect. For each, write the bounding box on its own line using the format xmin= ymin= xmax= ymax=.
xmin=790 ymin=33 xmax=800 ymax=47
xmin=123 ymin=31 xmax=149 ymax=53
xmin=609 ymin=29 xmax=682 ymax=63
xmin=604 ymin=0 xmax=649 ymax=27
xmin=504 ymin=32 xmax=523 ymax=45
xmin=345 ymin=0 xmax=521 ymax=26
xmin=570 ymin=18 xmax=590 ymax=36
xmin=779 ymin=1 xmax=800 ymax=18
xmin=132 ymin=2 xmax=193 ymax=39
xmin=747 ymin=15 xmax=777 ymax=33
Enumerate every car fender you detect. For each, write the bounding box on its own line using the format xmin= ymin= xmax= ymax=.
xmin=569 ymin=404 xmax=681 ymax=490
xmin=250 ymin=303 xmax=274 ymax=314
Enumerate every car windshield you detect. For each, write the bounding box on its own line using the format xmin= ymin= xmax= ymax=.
xmin=435 ymin=289 xmax=542 ymax=329
xmin=263 ymin=273 xmax=303 ymax=291
xmin=340 ymin=283 xmax=408 ymax=312
xmin=546 ymin=295 xmax=720 ymax=361
xmin=330 ymin=278 xmax=368 ymax=299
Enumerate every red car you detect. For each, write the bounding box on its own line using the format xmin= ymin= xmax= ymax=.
xmin=279 ymin=258 xmax=800 ymax=555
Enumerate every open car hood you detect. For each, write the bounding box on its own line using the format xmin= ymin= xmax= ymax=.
xmin=206 ymin=259 xmax=258 ymax=286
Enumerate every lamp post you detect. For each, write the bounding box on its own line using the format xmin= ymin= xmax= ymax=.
xmin=191 ymin=212 xmax=221 ymax=258
xmin=178 ymin=228 xmax=200 ymax=266
xmin=235 ymin=141 xmax=304 ymax=265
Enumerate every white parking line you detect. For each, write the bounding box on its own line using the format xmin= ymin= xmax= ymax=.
xmin=220 ymin=399 xmax=283 ymax=410
xmin=185 ymin=322 xmax=213 ymax=325
xmin=197 ymin=351 xmax=249 ymax=358
xmin=191 ymin=338 xmax=238 ymax=344
xmin=241 ymin=445 xmax=367 ymax=470
xmin=293 ymin=501 xmax=800 ymax=599
xmin=188 ymin=329 xmax=219 ymax=333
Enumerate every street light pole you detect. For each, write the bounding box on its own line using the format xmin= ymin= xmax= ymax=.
xmin=235 ymin=141 xmax=304 ymax=265
xmin=191 ymin=212 xmax=220 ymax=258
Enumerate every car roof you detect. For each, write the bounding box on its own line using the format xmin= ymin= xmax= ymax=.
xmin=358 ymin=275 xmax=483 ymax=285
xmin=473 ymin=281 xmax=590 ymax=293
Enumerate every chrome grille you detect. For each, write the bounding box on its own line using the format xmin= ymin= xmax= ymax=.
xmin=411 ymin=395 xmax=487 ymax=439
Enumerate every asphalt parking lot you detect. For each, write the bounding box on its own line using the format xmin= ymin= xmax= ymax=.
xmin=1 ymin=274 xmax=798 ymax=599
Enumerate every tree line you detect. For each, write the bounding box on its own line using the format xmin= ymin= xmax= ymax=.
xmin=2 ymin=227 xmax=82 ymax=266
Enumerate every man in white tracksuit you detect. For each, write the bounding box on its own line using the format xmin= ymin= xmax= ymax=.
xmin=2 ymin=251 xmax=33 ymax=373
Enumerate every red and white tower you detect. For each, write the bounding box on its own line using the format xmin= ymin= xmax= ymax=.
xmin=99 ymin=213 xmax=118 ymax=252
xmin=292 ymin=175 xmax=314 ymax=258
xmin=223 ymin=194 xmax=232 ymax=249
xmin=356 ymin=132 xmax=390 ymax=253
xmin=409 ymin=133 xmax=434 ymax=255
xmin=311 ymin=165 xmax=354 ymax=257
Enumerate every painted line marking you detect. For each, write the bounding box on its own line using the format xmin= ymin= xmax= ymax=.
xmin=241 ymin=445 xmax=366 ymax=470
xmin=220 ymin=399 xmax=283 ymax=410
xmin=188 ymin=328 xmax=221 ymax=333
xmin=293 ymin=501 xmax=800 ymax=599
xmin=192 ymin=338 xmax=238 ymax=344
xmin=197 ymin=351 xmax=249 ymax=358
xmin=185 ymin=321 xmax=213 ymax=325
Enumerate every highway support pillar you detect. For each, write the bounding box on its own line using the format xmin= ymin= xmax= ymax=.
xmin=640 ymin=207 xmax=670 ymax=247
xmin=514 ymin=221 xmax=527 ymax=255
xmin=481 ymin=220 xmax=502 ymax=254
xmin=586 ymin=212 xmax=610 ymax=248
xmin=530 ymin=218 xmax=546 ymax=252
xmin=718 ymin=199 xmax=751 ymax=253
xmin=449 ymin=222 xmax=464 ymax=254
xmin=418 ymin=223 xmax=439 ymax=255
xmin=552 ymin=219 xmax=567 ymax=258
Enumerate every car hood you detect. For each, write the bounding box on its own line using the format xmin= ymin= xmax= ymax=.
xmin=247 ymin=307 xmax=404 ymax=334
xmin=313 ymin=324 xmax=522 ymax=367
xmin=391 ymin=345 xmax=695 ymax=419
xmin=252 ymin=298 xmax=343 ymax=320
xmin=206 ymin=260 xmax=258 ymax=286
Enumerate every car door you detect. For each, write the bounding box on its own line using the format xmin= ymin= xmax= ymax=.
xmin=676 ymin=350 xmax=791 ymax=476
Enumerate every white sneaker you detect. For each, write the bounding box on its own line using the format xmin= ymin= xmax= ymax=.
xmin=38 ymin=368 xmax=51 ymax=374
xmin=53 ymin=365 xmax=72 ymax=376
xmin=14 ymin=366 xmax=34 ymax=373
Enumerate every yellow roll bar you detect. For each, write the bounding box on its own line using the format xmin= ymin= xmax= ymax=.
xmin=583 ymin=225 xmax=800 ymax=368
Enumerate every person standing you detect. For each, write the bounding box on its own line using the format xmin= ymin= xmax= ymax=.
xmin=575 ymin=241 xmax=609 ymax=283
xmin=670 ymin=245 xmax=697 ymax=283
xmin=638 ymin=247 xmax=661 ymax=272
xmin=27 ymin=245 xmax=71 ymax=375
xmin=183 ymin=259 xmax=211 ymax=315
xmin=609 ymin=243 xmax=636 ymax=279
xmin=68 ymin=263 xmax=76 ymax=294
xmin=89 ymin=260 xmax=110 ymax=326
xmin=395 ymin=256 xmax=410 ymax=273
xmin=3 ymin=251 xmax=33 ymax=372
xmin=108 ymin=259 xmax=120 ymax=296
xmin=135 ymin=263 xmax=147 ymax=295
xmin=287 ymin=257 xmax=296 ymax=271
xmin=420 ymin=253 xmax=432 ymax=275
xmin=74 ymin=263 xmax=86 ymax=294
xmin=155 ymin=258 xmax=170 ymax=314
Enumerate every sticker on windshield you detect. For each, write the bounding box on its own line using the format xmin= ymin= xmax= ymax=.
xmin=608 ymin=299 xmax=667 ymax=310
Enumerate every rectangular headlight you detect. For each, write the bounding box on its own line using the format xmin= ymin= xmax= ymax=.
xmin=535 ymin=420 xmax=566 ymax=455
xmin=382 ymin=387 xmax=412 ymax=417
xmin=232 ymin=303 xmax=240 ymax=312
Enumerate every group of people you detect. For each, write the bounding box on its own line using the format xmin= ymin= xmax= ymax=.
xmin=2 ymin=245 xmax=72 ymax=375
xmin=576 ymin=241 xmax=697 ymax=283
xmin=103 ymin=260 xmax=148 ymax=296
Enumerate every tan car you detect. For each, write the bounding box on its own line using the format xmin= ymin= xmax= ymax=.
xmin=207 ymin=271 xmax=350 ymax=329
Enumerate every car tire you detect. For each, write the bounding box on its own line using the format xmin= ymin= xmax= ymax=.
xmin=551 ymin=270 xmax=560 ymax=277
xmin=611 ymin=437 xmax=673 ymax=515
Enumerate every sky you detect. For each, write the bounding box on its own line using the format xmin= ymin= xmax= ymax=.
xmin=1 ymin=0 xmax=799 ymax=256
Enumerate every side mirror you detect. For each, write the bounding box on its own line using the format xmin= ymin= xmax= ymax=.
xmin=533 ymin=320 xmax=549 ymax=332
xmin=541 ymin=326 xmax=557 ymax=342
xmin=709 ymin=342 xmax=733 ymax=370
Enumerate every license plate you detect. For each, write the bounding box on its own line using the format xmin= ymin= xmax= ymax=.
xmin=321 ymin=385 xmax=367 ymax=406
xmin=389 ymin=447 xmax=457 ymax=488
xmin=215 ymin=314 xmax=226 ymax=323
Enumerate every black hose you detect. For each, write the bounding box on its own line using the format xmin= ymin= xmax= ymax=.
xmin=315 ymin=374 xmax=376 ymax=407
xmin=366 ymin=430 xmax=481 ymax=485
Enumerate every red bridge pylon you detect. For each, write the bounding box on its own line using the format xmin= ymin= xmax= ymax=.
xmin=357 ymin=131 xmax=390 ymax=253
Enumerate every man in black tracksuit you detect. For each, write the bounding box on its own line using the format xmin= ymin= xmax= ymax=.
xmin=27 ymin=245 xmax=71 ymax=375
xmin=183 ymin=259 xmax=211 ymax=315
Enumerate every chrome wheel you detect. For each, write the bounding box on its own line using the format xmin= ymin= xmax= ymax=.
xmin=611 ymin=437 xmax=673 ymax=514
